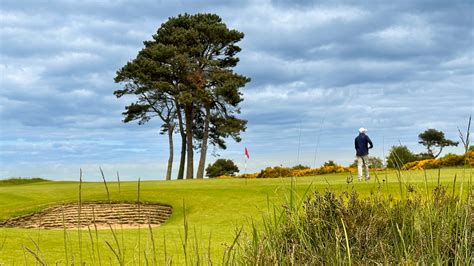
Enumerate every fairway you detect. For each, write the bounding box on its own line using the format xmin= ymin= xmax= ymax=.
xmin=0 ymin=168 xmax=471 ymax=264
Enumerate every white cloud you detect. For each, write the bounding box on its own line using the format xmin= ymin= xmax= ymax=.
xmin=441 ymin=53 xmax=474 ymax=69
xmin=363 ymin=14 xmax=435 ymax=53
xmin=231 ymin=2 xmax=367 ymax=31
xmin=68 ymin=89 xmax=96 ymax=98
xmin=0 ymin=0 xmax=472 ymax=180
xmin=0 ymin=64 xmax=42 ymax=87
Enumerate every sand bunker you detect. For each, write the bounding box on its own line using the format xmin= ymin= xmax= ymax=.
xmin=0 ymin=202 xmax=172 ymax=229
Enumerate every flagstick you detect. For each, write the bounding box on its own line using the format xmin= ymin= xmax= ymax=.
xmin=244 ymin=157 xmax=247 ymax=185
xmin=244 ymin=158 xmax=247 ymax=174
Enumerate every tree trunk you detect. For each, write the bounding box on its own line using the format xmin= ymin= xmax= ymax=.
xmin=185 ymin=104 xmax=194 ymax=179
xmin=178 ymin=133 xmax=186 ymax=179
xmin=434 ymin=147 xmax=443 ymax=159
xmin=176 ymin=105 xmax=186 ymax=180
xmin=427 ymin=146 xmax=433 ymax=157
xmin=166 ymin=123 xmax=175 ymax=180
xmin=196 ymin=107 xmax=211 ymax=179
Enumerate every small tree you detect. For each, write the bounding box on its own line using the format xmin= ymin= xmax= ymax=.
xmin=206 ymin=159 xmax=239 ymax=178
xmin=418 ymin=128 xmax=458 ymax=158
xmin=386 ymin=145 xmax=416 ymax=168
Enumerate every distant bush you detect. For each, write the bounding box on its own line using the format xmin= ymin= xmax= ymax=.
xmin=402 ymin=151 xmax=474 ymax=170
xmin=206 ymin=159 xmax=239 ymax=178
xmin=322 ymin=160 xmax=337 ymax=167
xmin=349 ymin=156 xmax=384 ymax=168
xmin=218 ymin=173 xmax=259 ymax=179
xmin=415 ymin=152 xmax=434 ymax=160
xmin=439 ymin=153 xmax=465 ymax=166
xmin=257 ymin=166 xmax=293 ymax=178
xmin=256 ymin=164 xmax=348 ymax=179
xmin=225 ymin=159 xmax=387 ymax=180
xmin=317 ymin=165 xmax=347 ymax=175
xmin=291 ymin=164 xmax=310 ymax=170
xmin=0 ymin=177 xmax=49 ymax=186
xmin=386 ymin=145 xmax=417 ymax=168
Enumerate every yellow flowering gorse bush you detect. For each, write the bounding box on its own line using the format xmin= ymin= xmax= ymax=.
xmin=402 ymin=152 xmax=473 ymax=170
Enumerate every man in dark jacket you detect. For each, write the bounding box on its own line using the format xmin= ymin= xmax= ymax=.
xmin=355 ymin=127 xmax=373 ymax=181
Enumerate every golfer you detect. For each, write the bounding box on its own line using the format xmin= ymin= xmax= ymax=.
xmin=355 ymin=127 xmax=373 ymax=181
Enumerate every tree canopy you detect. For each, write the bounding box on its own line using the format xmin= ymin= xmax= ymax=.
xmin=418 ymin=129 xmax=458 ymax=158
xmin=114 ymin=13 xmax=249 ymax=180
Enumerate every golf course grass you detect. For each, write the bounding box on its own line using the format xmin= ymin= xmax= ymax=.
xmin=0 ymin=167 xmax=471 ymax=264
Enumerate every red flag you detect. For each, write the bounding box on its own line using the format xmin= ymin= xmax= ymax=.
xmin=244 ymin=147 xmax=250 ymax=159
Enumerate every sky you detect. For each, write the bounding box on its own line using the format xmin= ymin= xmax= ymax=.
xmin=0 ymin=0 xmax=473 ymax=181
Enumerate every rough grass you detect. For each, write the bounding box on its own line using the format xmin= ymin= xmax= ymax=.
xmin=233 ymin=184 xmax=472 ymax=264
xmin=0 ymin=168 xmax=471 ymax=264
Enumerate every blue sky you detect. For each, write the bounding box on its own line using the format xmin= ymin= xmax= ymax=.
xmin=0 ymin=0 xmax=472 ymax=181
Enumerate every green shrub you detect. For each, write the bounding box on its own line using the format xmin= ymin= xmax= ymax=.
xmin=206 ymin=159 xmax=239 ymax=178
xmin=291 ymin=164 xmax=310 ymax=170
xmin=349 ymin=156 xmax=384 ymax=168
xmin=386 ymin=145 xmax=417 ymax=168
xmin=322 ymin=160 xmax=337 ymax=167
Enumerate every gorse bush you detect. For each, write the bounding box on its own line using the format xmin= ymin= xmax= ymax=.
xmin=403 ymin=151 xmax=474 ymax=170
xmin=257 ymin=166 xmax=294 ymax=178
xmin=255 ymin=165 xmax=348 ymax=178
xmin=227 ymin=163 xmax=386 ymax=179
xmin=291 ymin=164 xmax=310 ymax=170
xmin=233 ymin=183 xmax=472 ymax=265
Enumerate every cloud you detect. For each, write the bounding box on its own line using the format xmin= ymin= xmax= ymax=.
xmin=0 ymin=0 xmax=472 ymax=180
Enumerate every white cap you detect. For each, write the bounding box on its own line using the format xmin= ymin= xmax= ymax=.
xmin=359 ymin=127 xmax=367 ymax=133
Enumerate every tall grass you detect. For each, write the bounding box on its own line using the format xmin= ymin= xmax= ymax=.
xmin=230 ymin=175 xmax=473 ymax=265
xmin=137 ymin=177 xmax=141 ymax=265
xmin=78 ymin=168 xmax=83 ymax=264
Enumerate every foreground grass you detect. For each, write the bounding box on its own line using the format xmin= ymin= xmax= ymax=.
xmin=234 ymin=182 xmax=472 ymax=264
xmin=0 ymin=168 xmax=471 ymax=264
